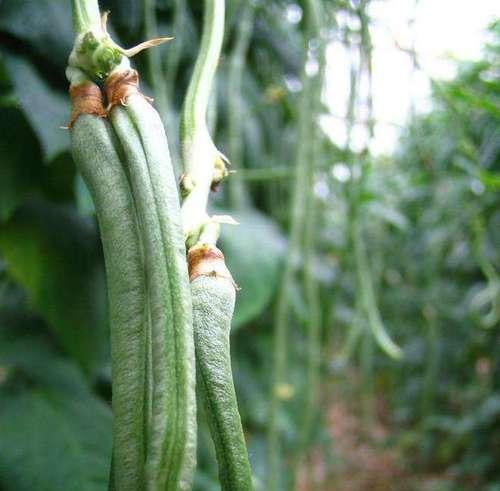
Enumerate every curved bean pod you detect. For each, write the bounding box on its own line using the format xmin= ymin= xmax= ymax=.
xmin=189 ymin=247 xmax=253 ymax=491
xmin=70 ymin=83 xmax=147 ymax=491
xmin=107 ymin=73 xmax=196 ymax=491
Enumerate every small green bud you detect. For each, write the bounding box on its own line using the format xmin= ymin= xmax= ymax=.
xmin=80 ymin=32 xmax=99 ymax=52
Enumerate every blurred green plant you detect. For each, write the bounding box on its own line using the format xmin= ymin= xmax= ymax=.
xmin=0 ymin=1 xmax=499 ymax=490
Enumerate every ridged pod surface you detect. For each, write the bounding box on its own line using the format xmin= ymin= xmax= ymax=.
xmin=70 ymin=82 xmax=147 ymax=491
xmin=189 ymin=246 xmax=253 ymax=491
xmin=106 ymin=69 xmax=196 ymax=491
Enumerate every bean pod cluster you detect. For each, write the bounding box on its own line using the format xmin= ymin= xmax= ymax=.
xmin=69 ymin=69 xmax=196 ymax=491
xmin=68 ymin=1 xmax=253 ymax=489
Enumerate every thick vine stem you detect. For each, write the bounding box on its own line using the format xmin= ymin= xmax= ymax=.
xmin=69 ymin=79 xmax=147 ymax=491
xmin=105 ymin=69 xmax=197 ymax=491
xmin=180 ymin=0 xmax=228 ymax=247
xmin=69 ymin=0 xmax=171 ymax=82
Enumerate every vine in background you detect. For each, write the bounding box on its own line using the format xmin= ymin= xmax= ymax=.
xmin=471 ymin=218 xmax=500 ymax=329
xmin=144 ymin=0 xmax=187 ymax=178
xmin=227 ymin=1 xmax=255 ymax=209
xmin=292 ymin=0 xmax=329 ymax=486
xmin=165 ymin=0 xmax=186 ymax=99
xmin=267 ymin=0 xmax=325 ymax=488
xmin=143 ymin=0 xmax=170 ymax=129
xmin=346 ymin=0 xmax=402 ymax=363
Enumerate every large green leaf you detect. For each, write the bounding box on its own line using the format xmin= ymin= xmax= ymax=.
xmin=0 ymin=0 xmax=73 ymax=74
xmin=0 ymin=322 xmax=112 ymax=491
xmin=0 ymin=388 xmax=111 ymax=491
xmin=0 ymin=201 xmax=108 ymax=374
xmin=0 ymin=301 xmax=112 ymax=491
xmin=0 ymin=105 xmax=43 ymax=221
xmin=3 ymin=54 xmax=69 ymax=161
xmin=219 ymin=208 xmax=286 ymax=329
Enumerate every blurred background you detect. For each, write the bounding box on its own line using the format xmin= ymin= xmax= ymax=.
xmin=0 ymin=1 xmax=499 ymax=490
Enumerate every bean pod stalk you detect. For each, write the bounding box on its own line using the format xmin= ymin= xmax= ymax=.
xmin=180 ymin=1 xmax=253 ymax=489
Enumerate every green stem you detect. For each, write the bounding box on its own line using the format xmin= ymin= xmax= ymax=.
xmin=291 ymin=1 xmax=327 ymax=484
xmin=227 ymin=2 xmax=255 ymax=209
xmin=180 ymin=0 xmax=227 ymax=247
xmin=143 ymin=0 xmax=181 ymax=178
xmin=182 ymin=0 xmax=225 ymax=135
xmin=143 ymin=0 xmax=168 ymax=120
xmin=235 ymin=167 xmax=292 ymax=181
xmin=72 ymin=0 xmax=101 ymax=34
xmin=267 ymin=1 xmax=321 ymax=486
xmin=267 ymin=76 xmax=313 ymax=491
xmin=165 ymin=0 xmax=186 ymax=100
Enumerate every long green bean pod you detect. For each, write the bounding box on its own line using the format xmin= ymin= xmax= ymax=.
xmin=106 ymin=68 xmax=196 ymax=491
xmin=69 ymin=1 xmax=196 ymax=489
xmin=188 ymin=246 xmax=253 ymax=491
xmin=180 ymin=1 xmax=253 ymax=489
xmin=68 ymin=76 xmax=147 ymax=491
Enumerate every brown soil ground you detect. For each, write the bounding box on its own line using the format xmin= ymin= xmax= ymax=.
xmin=295 ymin=392 xmax=455 ymax=491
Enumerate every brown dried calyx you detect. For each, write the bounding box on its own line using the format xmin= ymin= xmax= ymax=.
xmin=104 ymin=69 xmax=151 ymax=109
xmin=68 ymin=82 xmax=106 ymax=127
xmin=187 ymin=244 xmax=238 ymax=289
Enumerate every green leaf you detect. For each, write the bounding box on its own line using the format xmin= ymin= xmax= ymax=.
xmin=219 ymin=208 xmax=286 ymax=329
xmin=0 ymin=105 xmax=43 ymax=221
xmin=3 ymin=54 xmax=69 ymax=161
xmin=0 ymin=0 xmax=73 ymax=73
xmin=366 ymin=201 xmax=409 ymax=230
xmin=0 ymin=307 xmax=112 ymax=491
xmin=0 ymin=368 xmax=111 ymax=491
xmin=0 ymin=201 xmax=108 ymax=374
xmin=0 ymin=388 xmax=111 ymax=491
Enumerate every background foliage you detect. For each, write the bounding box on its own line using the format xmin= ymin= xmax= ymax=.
xmin=0 ymin=1 xmax=498 ymax=490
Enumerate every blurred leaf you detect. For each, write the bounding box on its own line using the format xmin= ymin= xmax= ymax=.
xmin=74 ymin=174 xmax=96 ymax=216
xmin=219 ymin=208 xmax=286 ymax=329
xmin=3 ymin=54 xmax=69 ymax=161
xmin=101 ymin=0 xmax=142 ymax=42
xmin=0 ymin=0 xmax=72 ymax=73
xmin=366 ymin=201 xmax=409 ymax=230
xmin=0 ymin=106 xmax=43 ymax=221
xmin=479 ymin=169 xmax=500 ymax=190
xmin=0 ymin=302 xmax=112 ymax=491
xmin=0 ymin=201 xmax=108 ymax=374
xmin=0 ymin=355 xmax=111 ymax=491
